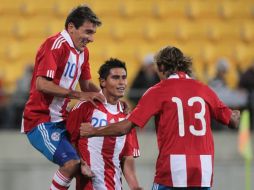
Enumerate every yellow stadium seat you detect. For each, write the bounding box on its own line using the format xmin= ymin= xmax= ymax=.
xmin=109 ymin=20 xmax=144 ymax=42
xmin=0 ymin=0 xmax=22 ymax=15
xmin=185 ymin=1 xmax=219 ymax=19
xmin=232 ymin=44 xmax=254 ymax=70
xmin=153 ymin=0 xmax=187 ymax=19
xmin=218 ymin=1 xmax=253 ymax=19
xmin=240 ymin=22 xmax=254 ymax=43
xmin=89 ymin=1 xmax=121 ymax=17
xmin=18 ymin=1 xmax=53 ymax=16
xmin=12 ymin=19 xmax=51 ymax=39
xmin=119 ymin=0 xmax=155 ymax=18
xmin=52 ymin=1 xmax=77 ymax=17
xmin=205 ymin=20 xmax=242 ymax=42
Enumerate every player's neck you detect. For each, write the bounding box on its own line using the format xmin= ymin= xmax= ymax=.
xmin=102 ymin=90 xmax=120 ymax=105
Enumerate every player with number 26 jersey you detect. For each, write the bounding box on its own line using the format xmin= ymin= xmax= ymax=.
xmin=128 ymin=72 xmax=232 ymax=187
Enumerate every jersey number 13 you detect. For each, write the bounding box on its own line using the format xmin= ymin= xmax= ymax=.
xmin=172 ymin=96 xmax=206 ymax=137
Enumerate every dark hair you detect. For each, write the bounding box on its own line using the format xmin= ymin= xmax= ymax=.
xmin=98 ymin=58 xmax=127 ymax=80
xmin=65 ymin=5 xmax=102 ymax=29
xmin=155 ymin=46 xmax=192 ymax=76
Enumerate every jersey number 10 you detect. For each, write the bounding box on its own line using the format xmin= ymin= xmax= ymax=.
xmin=172 ymin=96 xmax=206 ymax=137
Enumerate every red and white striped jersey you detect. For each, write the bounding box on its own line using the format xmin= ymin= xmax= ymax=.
xmin=22 ymin=30 xmax=91 ymax=133
xmin=128 ymin=72 xmax=232 ymax=187
xmin=67 ymin=101 xmax=140 ymax=190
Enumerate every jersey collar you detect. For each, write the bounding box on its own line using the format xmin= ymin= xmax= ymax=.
xmin=100 ymin=90 xmax=123 ymax=113
xmin=168 ymin=72 xmax=191 ymax=79
xmin=60 ymin=30 xmax=75 ymax=49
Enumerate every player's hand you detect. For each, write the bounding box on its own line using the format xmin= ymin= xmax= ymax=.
xmin=80 ymin=158 xmax=95 ymax=178
xmin=132 ymin=187 xmax=143 ymax=190
xmin=80 ymin=122 xmax=95 ymax=137
xmin=120 ymin=100 xmax=130 ymax=114
xmin=79 ymin=92 xmax=105 ymax=107
xmin=228 ymin=110 xmax=240 ymax=129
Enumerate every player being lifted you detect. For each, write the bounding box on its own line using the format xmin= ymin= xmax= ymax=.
xmin=22 ymin=5 xmax=105 ymax=190
xmin=80 ymin=46 xmax=240 ymax=190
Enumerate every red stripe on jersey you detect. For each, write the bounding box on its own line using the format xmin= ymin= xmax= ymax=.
xmin=102 ymin=137 xmax=117 ymax=190
xmin=77 ymin=138 xmax=92 ymax=190
xmin=78 ymin=138 xmax=91 ymax=166
xmin=52 ymin=180 xmax=68 ymax=190
xmin=186 ymin=155 xmax=202 ymax=186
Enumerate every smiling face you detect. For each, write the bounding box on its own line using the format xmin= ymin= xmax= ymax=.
xmin=100 ymin=68 xmax=127 ymax=104
xmin=67 ymin=21 xmax=97 ymax=52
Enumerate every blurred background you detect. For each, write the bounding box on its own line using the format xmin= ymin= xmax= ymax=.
xmin=0 ymin=0 xmax=253 ymax=189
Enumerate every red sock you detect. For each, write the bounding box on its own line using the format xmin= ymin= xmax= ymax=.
xmin=50 ymin=170 xmax=72 ymax=190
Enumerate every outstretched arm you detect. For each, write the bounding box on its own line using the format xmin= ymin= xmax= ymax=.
xmin=79 ymin=79 xmax=100 ymax=92
xmin=36 ymin=76 xmax=105 ymax=106
xmin=122 ymin=156 xmax=143 ymax=190
xmin=80 ymin=119 xmax=134 ymax=137
xmin=228 ymin=110 xmax=240 ymax=129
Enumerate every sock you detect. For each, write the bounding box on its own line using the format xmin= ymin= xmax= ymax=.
xmin=50 ymin=170 xmax=72 ymax=190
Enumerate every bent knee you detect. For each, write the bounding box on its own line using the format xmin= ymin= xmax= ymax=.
xmin=61 ymin=159 xmax=80 ymax=175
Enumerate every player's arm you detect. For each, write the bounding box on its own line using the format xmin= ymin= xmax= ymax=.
xmin=121 ymin=156 xmax=143 ymax=190
xmin=228 ymin=110 xmax=240 ymax=129
xmin=80 ymin=119 xmax=134 ymax=137
xmin=36 ymin=76 xmax=104 ymax=106
xmin=79 ymin=79 xmax=100 ymax=92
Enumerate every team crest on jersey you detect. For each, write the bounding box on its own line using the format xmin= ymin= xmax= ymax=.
xmin=51 ymin=132 xmax=60 ymax=141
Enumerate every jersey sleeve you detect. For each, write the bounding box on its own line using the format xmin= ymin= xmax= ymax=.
xmin=121 ymin=128 xmax=140 ymax=158
xmin=36 ymin=39 xmax=61 ymax=79
xmin=66 ymin=101 xmax=93 ymax=144
xmin=80 ymin=48 xmax=92 ymax=80
xmin=128 ymin=86 xmax=161 ymax=128
xmin=206 ymin=86 xmax=232 ymax=125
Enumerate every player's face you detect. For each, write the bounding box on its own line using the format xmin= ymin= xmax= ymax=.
xmin=68 ymin=21 xmax=97 ymax=52
xmin=101 ymin=68 xmax=127 ymax=103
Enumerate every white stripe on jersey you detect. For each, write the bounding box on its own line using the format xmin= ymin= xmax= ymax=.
xmin=88 ymin=137 xmax=107 ymax=190
xmin=113 ymin=136 xmax=126 ymax=190
xmin=170 ymin=154 xmax=187 ymax=187
xmin=72 ymin=101 xmax=86 ymax=111
xmin=55 ymin=38 xmax=66 ymax=49
xmin=51 ymin=36 xmax=64 ymax=50
xmin=200 ymin=155 xmax=212 ymax=187
xmin=133 ymin=148 xmax=140 ymax=157
xmin=46 ymin=70 xmax=55 ymax=78
xmin=51 ymin=36 xmax=63 ymax=50
xmin=49 ymin=97 xmax=66 ymax=122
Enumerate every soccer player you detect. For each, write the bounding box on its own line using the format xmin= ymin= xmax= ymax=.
xmin=21 ymin=5 xmax=105 ymax=190
xmin=80 ymin=46 xmax=240 ymax=190
xmin=66 ymin=58 xmax=142 ymax=190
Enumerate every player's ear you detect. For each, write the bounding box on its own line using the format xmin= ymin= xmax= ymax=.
xmin=67 ymin=22 xmax=75 ymax=34
xmin=99 ymin=78 xmax=106 ymax=88
xmin=156 ymin=64 xmax=167 ymax=80
xmin=157 ymin=64 xmax=165 ymax=72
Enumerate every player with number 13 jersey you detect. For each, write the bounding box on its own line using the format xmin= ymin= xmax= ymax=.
xmin=128 ymin=72 xmax=232 ymax=187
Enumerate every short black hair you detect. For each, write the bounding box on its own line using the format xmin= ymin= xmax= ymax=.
xmin=98 ymin=58 xmax=127 ymax=80
xmin=155 ymin=46 xmax=192 ymax=76
xmin=65 ymin=5 xmax=102 ymax=29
